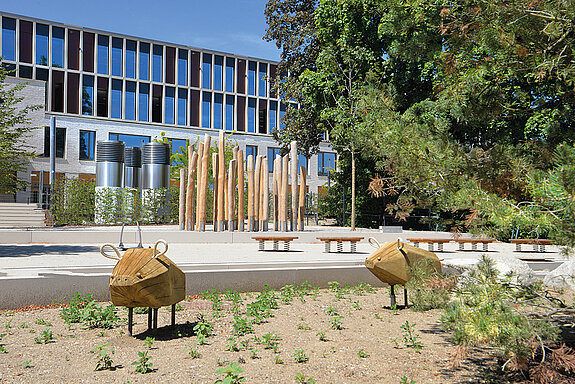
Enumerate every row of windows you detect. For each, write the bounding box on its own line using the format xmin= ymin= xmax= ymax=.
xmin=1 ymin=16 xmax=277 ymax=97
xmin=46 ymin=129 xmax=336 ymax=175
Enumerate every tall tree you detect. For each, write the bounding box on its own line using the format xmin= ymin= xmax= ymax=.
xmin=0 ymin=63 xmax=41 ymax=195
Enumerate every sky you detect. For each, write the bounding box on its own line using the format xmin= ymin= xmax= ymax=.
xmin=2 ymin=0 xmax=281 ymax=61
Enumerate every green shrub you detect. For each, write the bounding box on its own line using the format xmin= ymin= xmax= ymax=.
xmin=405 ymin=258 xmax=456 ymax=311
xmin=50 ymin=177 xmax=95 ymax=226
xmin=61 ymin=292 xmax=120 ymax=329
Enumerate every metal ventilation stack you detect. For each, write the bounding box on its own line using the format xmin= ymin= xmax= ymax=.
xmin=141 ymin=142 xmax=171 ymax=222
xmin=95 ymin=140 xmax=125 ymax=224
xmin=123 ymin=147 xmax=142 ymax=223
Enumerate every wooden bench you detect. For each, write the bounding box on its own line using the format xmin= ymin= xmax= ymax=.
xmin=252 ymin=236 xmax=299 ymax=251
xmin=406 ymin=238 xmax=451 ymax=252
xmin=316 ymin=237 xmax=364 ymax=253
xmin=510 ymin=239 xmax=553 ymax=252
xmin=454 ymin=238 xmax=494 ymax=251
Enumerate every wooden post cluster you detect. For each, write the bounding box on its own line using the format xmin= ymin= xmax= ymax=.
xmin=177 ymin=138 xmax=306 ymax=232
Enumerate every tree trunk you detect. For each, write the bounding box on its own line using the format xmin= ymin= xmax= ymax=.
xmin=351 ymin=150 xmax=356 ymax=231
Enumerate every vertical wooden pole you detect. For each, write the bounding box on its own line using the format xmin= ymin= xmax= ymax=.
xmin=217 ymin=131 xmax=225 ymax=232
xmin=290 ymin=141 xmax=298 ymax=231
xmin=224 ymin=168 xmax=229 ymax=230
xmin=186 ymin=150 xmax=198 ymax=231
xmin=199 ymin=135 xmax=211 ymax=231
xmin=253 ymin=155 xmax=262 ymax=231
xmin=212 ymin=153 xmax=218 ymax=231
xmin=195 ymin=142 xmax=204 ymax=230
xmin=179 ymin=168 xmax=186 ymax=230
xmin=247 ymin=155 xmax=254 ymax=231
xmin=261 ymin=157 xmax=269 ymax=231
xmin=298 ymin=166 xmax=306 ymax=231
xmin=232 ymin=146 xmax=239 ymax=230
xmin=272 ymin=156 xmax=279 ymax=231
xmin=237 ymin=149 xmax=245 ymax=231
xmin=228 ymin=159 xmax=236 ymax=231
xmin=281 ymin=154 xmax=289 ymax=231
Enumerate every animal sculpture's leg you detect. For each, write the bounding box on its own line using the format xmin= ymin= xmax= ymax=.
xmin=128 ymin=307 xmax=133 ymax=336
xmin=153 ymin=308 xmax=158 ymax=329
xmin=148 ymin=308 xmax=153 ymax=329
xmin=350 ymin=241 xmax=357 ymax=253
xmin=171 ymin=304 xmax=176 ymax=327
xmin=389 ymin=284 xmax=396 ymax=308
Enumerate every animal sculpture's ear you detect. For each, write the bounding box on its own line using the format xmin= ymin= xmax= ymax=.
xmin=396 ymin=238 xmax=404 ymax=251
xmin=368 ymin=237 xmax=381 ymax=249
xmin=153 ymin=239 xmax=168 ymax=258
xmin=100 ymin=243 xmax=122 ymax=261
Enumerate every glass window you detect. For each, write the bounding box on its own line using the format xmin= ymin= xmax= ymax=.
xmin=214 ymin=55 xmax=223 ymax=91
xmin=153 ymin=44 xmax=162 ymax=82
xmin=267 ymin=147 xmax=281 ymax=172
xmin=1 ymin=17 xmax=16 ymax=61
xmin=237 ymin=60 xmax=246 ymax=94
xmin=298 ymin=154 xmax=308 ymax=173
xmin=35 ymin=24 xmax=49 ymax=65
xmin=109 ymin=133 xmax=150 ymax=148
xmin=236 ymin=96 xmax=245 ymax=131
xmin=213 ymin=93 xmax=223 ymax=129
xmin=19 ymin=20 xmax=33 ymax=64
xmin=202 ymin=53 xmax=211 ymax=89
xmin=165 ymin=86 xmax=175 ymax=124
xmin=258 ymin=100 xmax=267 ymax=134
xmin=269 ymin=101 xmax=277 ymax=132
xmin=79 ymin=130 xmax=96 ymax=160
xmin=177 ymin=88 xmax=187 ymax=125
xmin=111 ymin=37 xmax=123 ymax=76
xmin=247 ymin=98 xmax=256 ymax=133
xmin=97 ymin=77 xmax=108 ymax=117
xmin=166 ymin=46 xmax=176 ymax=84
xmin=225 ymin=57 xmax=234 ymax=93
xmin=138 ymin=83 xmax=149 ymax=121
xmin=246 ymin=145 xmax=257 ymax=160
xmin=125 ymin=40 xmax=136 ymax=78
xmin=52 ymin=26 xmax=64 ymax=67
xmin=318 ymin=152 xmax=336 ymax=176
xmin=247 ymin=61 xmax=256 ymax=96
xmin=190 ymin=89 xmax=200 ymax=126
xmin=67 ymin=72 xmax=79 ymax=113
xmin=202 ymin=92 xmax=211 ymax=128
xmin=170 ymin=138 xmax=187 ymax=166
xmin=279 ymin=102 xmax=287 ymax=130
xmin=67 ymin=29 xmax=80 ymax=70
xmin=125 ymin=81 xmax=136 ymax=120
xmin=51 ymin=71 xmax=64 ymax=112
xmin=43 ymin=126 xmax=66 ymax=158
xmin=139 ymin=42 xmax=149 ymax=80
xmin=97 ymin=35 xmax=109 ymax=75
xmin=190 ymin=51 xmax=200 ymax=87
xmin=225 ymin=95 xmax=234 ymax=131
xmin=178 ymin=49 xmax=187 ymax=86
xmin=82 ymin=32 xmax=94 ymax=72
xmin=19 ymin=65 xmax=32 ymax=79
xmin=82 ymin=75 xmax=94 ymax=115
xmin=111 ymin=79 xmax=122 ymax=119
xmin=152 ymin=85 xmax=162 ymax=123
xmin=259 ymin=63 xmax=267 ymax=97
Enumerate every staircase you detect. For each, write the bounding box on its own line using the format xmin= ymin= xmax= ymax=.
xmin=0 ymin=203 xmax=47 ymax=227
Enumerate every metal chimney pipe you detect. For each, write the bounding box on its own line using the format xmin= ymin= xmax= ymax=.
xmin=142 ymin=142 xmax=170 ymax=189
xmin=124 ymin=147 xmax=142 ymax=189
xmin=96 ymin=140 xmax=125 ymax=187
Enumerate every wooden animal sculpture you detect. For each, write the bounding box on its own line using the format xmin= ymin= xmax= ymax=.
xmin=100 ymin=240 xmax=185 ymax=335
xmin=365 ymin=238 xmax=441 ymax=307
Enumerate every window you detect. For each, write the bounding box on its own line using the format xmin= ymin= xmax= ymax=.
xmin=202 ymin=53 xmax=211 ymax=89
xmin=190 ymin=51 xmax=200 ymax=87
xmin=214 ymin=55 xmax=223 ymax=91
xmin=236 ymin=96 xmax=245 ymax=131
xmin=258 ymin=99 xmax=267 ymax=134
xmin=97 ymin=35 xmax=109 ymax=75
xmin=51 ymin=71 xmax=64 ymax=112
xmin=153 ymin=44 xmax=163 ymax=82
xmin=152 ymin=85 xmax=162 ymax=123
xmin=19 ymin=65 xmax=32 ymax=79
xmin=279 ymin=102 xmax=287 ymax=130
xmin=225 ymin=95 xmax=234 ymax=131
xmin=178 ymin=49 xmax=187 ymax=86
xmin=298 ymin=155 xmax=308 ymax=173
xmin=259 ymin=63 xmax=267 ymax=97
xmin=79 ymin=130 xmax=96 ymax=160
xmin=247 ymin=98 xmax=256 ymax=133
xmin=1 ymin=17 xmax=16 ymax=61
xmin=52 ymin=27 xmax=64 ymax=67
xmin=109 ymin=133 xmax=150 ymax=148
xmin=111 ymin=37 xmax=123 ymax=76
xmin=318 ymin=152 xmax=336 ymax=176
xmin=43 ymin=126 xmax=66 ymax=158
xmin=237 ymin=59 xmax=246 ymax=94
xmin=82 ymin=75 xmax=94 ymax=115
xmin=225 ymin=57 xmax=235 ymax=92
xmin=247 ymin=61 xmax=256 ymax=95
xmin=170 ymin=138 xmax=187 ymax=166
xmin=267 ymin=147 xmax=281 ymax=172
xmin=166 ymin=46 xmax=176 ymax=84
xmin=125 ymin=40 xmax=136 ymax=78
xmin=125 ymin=81 xmax=136 ymax=120
xmin=68 ymin=29 xmax=80 ymax=70
xmin=202 ymin=92 xmax=211 ymax=128
xmin=165 ymin=86 xmax=175 ymax=124
xmin=138 ymin=83 xmax=149 ymax=121
xmin=111 ymin=79 xmax=122 ymax=119
xmin=214 ymin=93 xmax=223 ymax=129
xmin=246 ymin=145 xmax=257 ymax=160
xmin=82 ymin=32 xmax=95 ymax=72
xmin=190 ymin=89 xmax=200 ymax=126
xmin=19 ymin=20 xmax=32 ymax=64
xmin=67 ymin=72 xmax=79 ymax=114
xmin=177 ymin=88 xmax=187 ymax=125
xmin=97 ymin=77 xmax=108 ymax=117
xmin=139 ymin=42 xmax=150 ymax=80
xmin=35 ymin=24 xmax=49 ymax=65
xmin=269 ymin=101 xmax=277 ymax=132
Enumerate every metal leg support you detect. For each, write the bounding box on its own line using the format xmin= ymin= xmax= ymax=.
xmin=458 ymin=242 xmax=464 ymax=251
xmin=273 ymin=240 xmax=279 ymax=251
xmin=350 ymin=242 xmax=357 ymax=253
xmin=482 ymin=243 xmax=489 ymax=252
xmin=471 ymin=243 xmax=477 ymax=251
xmin=324 ymin=241 xmax=330 ymax=253
xmin=533 ymin=244 xmax=538 ymax=252
xmin=337 ymin=241 xmax=343 ymax=253
xmin=259 ymin=240 xmax=265 ymax=251
xmin=540 ymin=244 xmax=546 ymax=252
xmin=171 ymin=304 xmax=176 ymax=327
xmin=284 ymin=241 xmax=290 ymax=251
xmin=148 ymin=308 xmax=152 ymax=329
xmin=128 ymin=307 xmax=133 ymax=336
xmin=404 ymin=288 xmax=408 ymax=307
xmin=428 ymin=242 xmax=434 ymax=252
xmin=153 ymin=308 xmax=158 ymax=329
xmin=390 ymin=284 xmax=396 ymax=308
xmin=438 ymin=243 xmax=443 ymax=252
xmin=516 ymin=243 xmax=521 ymax=252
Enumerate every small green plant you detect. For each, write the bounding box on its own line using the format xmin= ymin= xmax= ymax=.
xmin=214 ymin=362 xmax=246 ymax=384
xmin=0 ymin=333 xmax=6 ymax=353
xmin=143 ymin=336 xmax=155 ymax=349
xmin=352 ymin=301 xmax=362 ymax=310
xmin=330 ymin=316 xmax=343 ymax=330
xmin=34 ymin=328 xmax=54 ymax=344
xmin=274 ymin=355 xmax=284 ymax=364
xmin=19 ymin=322 xmax=29 ymax=328
xmin=393 ymin=321 xmax=423 ymax=352
xmin=131 ymin=350 xmax=153 ymax=374
xmin=4 ymin=319 xmax=12 ymax=329
xmin=216 ymin=357 xmax=230 ymax=366
xmin=22 ymin=360 xmax=32 ymax=368
xmin=35 ymin=318 xmax=51 ymax=326
xmin=357 ymin=349 xmax=369 ymax=358
xmin=193 ymin=314 xmax=213 ymax=338
xmin=90 ymin=343 xmax=114 ymax=371
xmin=61 ymin=292 xmax=120 ymax=329
xmin=133 ymin=307 xmax=149 ymax=314
xmin=240 ymin=338 xmax=251 ymax=350
xmin=261 ymin=332 xmax=280 ymax=351
xmin=196 ymin=334 xmax=208 ymax=345
xmin=225 ymin=337 xmax=240 ymax=352
xmin=297 ymin=322 xmax=312 ymax=330
xmin=316 ymin=331 xmax=328 ymax=342
xmin=232 ymin=315 xmax=253 ymax=336
xmin=185 ymin=342 xmax=200 ymax=359
xmin=295 ymin=372 xmax=317 ymax=383
xmin=324 ymin=306 xmax=339 ymax=316
xmin=250 ymin=348 xmax=259 ymax=359
xmin=293 ymin=349 xmax=308 ymax=363
xmin=400 ymin=377 xmax=416 ymax=384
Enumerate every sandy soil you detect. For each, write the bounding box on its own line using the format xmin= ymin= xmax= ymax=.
xmin=0 ymin=285 xmax=491 ymax=384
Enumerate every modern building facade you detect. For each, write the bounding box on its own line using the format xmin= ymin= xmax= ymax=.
xmin=1 ymin=12 xmax=336 ymax=205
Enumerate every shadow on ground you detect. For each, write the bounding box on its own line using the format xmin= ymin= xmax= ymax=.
xmin=0 ymin=245 xmax=99 ymax=257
